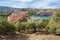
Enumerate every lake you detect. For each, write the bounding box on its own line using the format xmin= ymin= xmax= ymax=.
xmin=30 ymin=16 xmax=49 ymax=20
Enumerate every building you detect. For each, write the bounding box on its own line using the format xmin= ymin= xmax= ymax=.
xmin=7 ymin=12 xmax=27 ymax=22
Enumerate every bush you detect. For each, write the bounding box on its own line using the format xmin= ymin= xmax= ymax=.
xmin=35 ymin=20 xmax=48 ymax=32
xmin=55 ymin=29 xmax=60 ymax=35
xmin=55 ymin=25 xmax=60 ymax=35
xmin=25 ymin=21 xmax=36 ymax=33
xmin=46 ymin=26 xmax=56 ymax=33
xmin=0 ymin=24 xmax=5 ymax=35
xmin=35 ymin=21 xmax=42 ymax=32
xmin=46 ymin=23 xmax=60 ymax=34
xmin=0 ymin=20 xmax=17 ymax=35
xmin=15 ymin=22 xmax=26 ymax=32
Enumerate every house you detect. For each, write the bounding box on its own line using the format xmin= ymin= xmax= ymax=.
xmin=7 ymin=12 xmax=27 ymax=22
xmin=35 ymin=11 xmax=52 ymax=16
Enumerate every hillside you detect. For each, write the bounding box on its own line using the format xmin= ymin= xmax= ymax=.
xmin=0 ymin=6 xmax=15 ymax=10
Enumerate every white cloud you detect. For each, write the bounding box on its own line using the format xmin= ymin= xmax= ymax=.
xmin=19 ymin=0 xmax=33 ymax=2
xmin=31 ymin=0 xmax=60 ymax=8
xmin=42 ymin=6 xmax=58 ymax=9
xmin=31 ymin=0 xmax=50 ymax=8
xmin=0 ymin=0 xmax=60 ymax=8
xmin=43 ymin=0 xmax=56 ymax=2
xmin=0 ymin=1 xmax=27 ymax=8
xmin=9 ymin=0 xmax=33 ymax=3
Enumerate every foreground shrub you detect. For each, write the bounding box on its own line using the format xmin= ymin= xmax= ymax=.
xmin=55 ymin=29 xmax=60 ymax=35
xmin=46 ymin=26 xmax=60 ymax=35
xmin=55 ymin=25 xmax=60 ymax=35
xmin=25 ymin=21 xmax=36 ymax=33
xmin=15 ymin=22 xmax=26 ymax=32
xmin=46 ymin=22 xmax=60 ymax=34
xmin=46 ymin=26 xmax=56 ymax=33
xmin=35 ymin=21 xmax=42 ymax=32
xmin=36 ymin=20 xmax=48 ymax=32
xmin=0 ymin=20 xmax=17 ymax=35
xmin=15 ymin=19 xmax=49 ymax=33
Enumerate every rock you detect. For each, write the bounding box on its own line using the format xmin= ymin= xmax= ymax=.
xmin=0 ymin=36 xmax=5 ymax=39
xmin=2 ymin=39 xmax=7 ymax=40
xmin=16 ymin=32 xmax=20 ymax=34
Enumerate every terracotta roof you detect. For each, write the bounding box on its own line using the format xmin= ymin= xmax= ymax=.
xmin=7 ymin=12 xmax=27 ymax=22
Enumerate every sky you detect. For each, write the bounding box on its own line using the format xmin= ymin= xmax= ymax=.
xmin=0 ymin=0 xmax=60 ymax=8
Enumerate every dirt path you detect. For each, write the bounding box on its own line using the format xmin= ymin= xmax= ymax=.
xmin=28 ymin=34 xmax=60 ymax=40
xmin=0 ymin=33 xmax=60 ymax=40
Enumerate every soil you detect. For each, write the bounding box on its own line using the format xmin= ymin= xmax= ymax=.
xmin=0 ymin=33 xmax=60 ymax=40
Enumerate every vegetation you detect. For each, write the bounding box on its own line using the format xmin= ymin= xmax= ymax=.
xmin=27 ymin=11 xmax=36 ymax=16
xmin=0 ymin=9 xmax=60 ymax=35
xmin=0 ymin=20 xmax=17 ymax=35
xmin=46 ymin=10 xmax=60 ymax=34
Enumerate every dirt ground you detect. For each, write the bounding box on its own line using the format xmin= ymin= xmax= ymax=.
xmin=0 ymin=33 xmax=60 ymax=40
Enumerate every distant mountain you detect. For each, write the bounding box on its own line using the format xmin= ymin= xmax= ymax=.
xmin=0 ymin=6 xmax=39 ymax=11
xmin=0 ymin=6 xmax=16 ymax=10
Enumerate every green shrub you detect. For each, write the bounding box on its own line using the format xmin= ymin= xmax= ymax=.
xmin=18 ymin=22 xmax=25 ymax=31
xmin=0 ymin=24 xmax=5 ymax=34
xmin=35 ymin=20 xmax=48 ymax=32
xmin=55 ymin=25 xmax=60 ymax=35
xmin=25 ymin=21 xmax=36 ymax=33
xmin=46 ymin=21 xmax=60 ymax=34
xmin=16 ymin=22 xmax=26 ymax=32
xmin=46 ymin=26 xmax=56 ymax=33
xmin=35 ymin=21 xmax=42 ymax=31
xmin=0 ymin=20 xmax=17 ymax=35
xmin=55 ymin=29 xmax=60 ymax=34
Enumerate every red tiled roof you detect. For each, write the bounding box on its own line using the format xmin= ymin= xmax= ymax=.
xmin=7 ymin=12 xmax=27 ymax=22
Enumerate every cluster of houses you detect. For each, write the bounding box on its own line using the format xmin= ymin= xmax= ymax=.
xmin=35 ymin=12 xmax=52 ymax=16
xmin=34 ymin=10 xmax=53 ymax=16
xmin=7 ymin=12 xmax=27 ymax=22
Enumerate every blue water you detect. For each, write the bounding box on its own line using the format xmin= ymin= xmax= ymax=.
xmin=30 ymin=16 xmax=49 ymax=20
